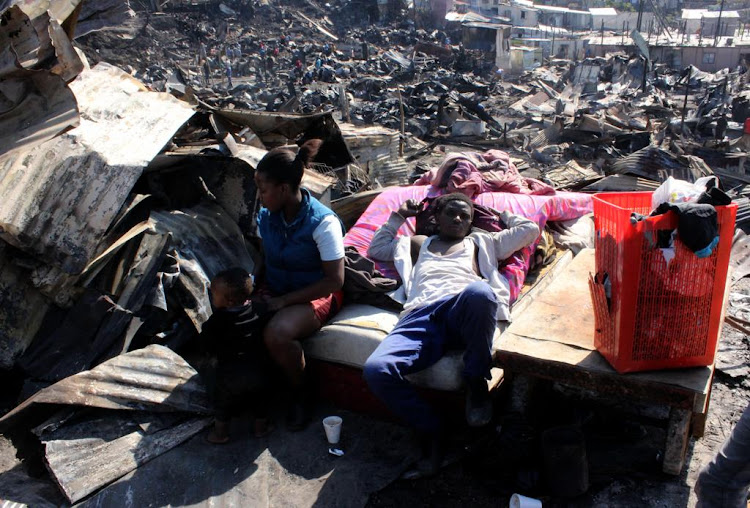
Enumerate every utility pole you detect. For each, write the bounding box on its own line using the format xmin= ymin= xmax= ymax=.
xmin=681 ymin=66 xmax=691 ymax=132
xmin=398 ymin=88 xmax=405 ymax=157
xmin=601 ymin=20 xmax=605 ymax=47
xmin=714 ymin=0 xmax=725 ymax=46
xmin=636 ymin=0 xmax=644 ymax=33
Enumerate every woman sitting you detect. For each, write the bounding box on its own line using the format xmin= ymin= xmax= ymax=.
xmin=254 ymin=139 xmax=345 ymax=430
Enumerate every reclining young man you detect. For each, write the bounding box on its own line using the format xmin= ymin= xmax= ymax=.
xmin=364 ymin=193 xmax=540 ymax=478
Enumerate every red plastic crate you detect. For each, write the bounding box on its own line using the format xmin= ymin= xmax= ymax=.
xmin=590 ymin=192 xmax=737 ymax=373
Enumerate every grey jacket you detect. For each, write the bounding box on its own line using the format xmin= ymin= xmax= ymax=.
xmin=367 ymin=211 xmax=540 ymax=321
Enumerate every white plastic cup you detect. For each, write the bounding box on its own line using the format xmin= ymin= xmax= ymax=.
xmin=322 ymin=416 xmax=342 ymax=444
xmin=509 ymin=493 xmax=542 ymax=508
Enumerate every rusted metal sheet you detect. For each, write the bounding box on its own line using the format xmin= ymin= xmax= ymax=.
xmin=146 ymin=152 xmax=263 ymax=241
xmin=0 ymin=7 xmax=81 ymax=155
xmin=0 ymin=63 xmax=195 ymax=274
xmin=214 ymin=109 xmax=333 ymax=140
xmin=213 ymin=110 xmax=355 ymax=168
xmin=67 ymin=63 xmax=196 ymax=167
xmin=0 ymin=345 xmax=211 ymax=428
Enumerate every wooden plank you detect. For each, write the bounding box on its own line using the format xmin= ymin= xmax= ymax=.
xmin=495 ymin=345 xmax=698 ymax=410
xmin=506 ymin=249 xmax=596 ymax=350
xmin=663 ymin=408 xmax=691 ymax=475
xmin=45 ymin=416 xmax=211 ymax=503
xmin=499 ymin=332 xmax=711 ymax=396
xmin=510 ymin=250 xmax=573 ymax=320
xmin=331 ymin=187 xmax=387 ymax=231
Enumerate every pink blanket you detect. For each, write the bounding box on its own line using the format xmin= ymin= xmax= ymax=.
xmin=414 ymin=150 xmax=556 ymax=198
xmin=344 ymin=186 xmax=592 ymax=303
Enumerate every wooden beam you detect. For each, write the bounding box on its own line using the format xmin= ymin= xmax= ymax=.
xmin=663 ymin=408 xmax=691 ymax=475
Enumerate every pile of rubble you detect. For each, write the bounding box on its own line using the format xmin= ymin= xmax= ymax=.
xmin=2 ymin=0 xmax=750 ymax=503
xmin=75 ymin=0 xmax=750 ymax=202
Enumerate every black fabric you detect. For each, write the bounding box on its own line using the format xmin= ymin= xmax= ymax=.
xmin=208 ymin=355 xmax=273 ymax=420
xmin=199 ymin=302 xmax=271 ymax=360
xmin=696 ymin=186 xmax=732 ymax=207
xmin=343 ymin=246 xmax=403 ymax=311
xmin=198 ymin=302 xmax=274 ymax=419
xmin=652 ymin=202 xmax=718 ymax=253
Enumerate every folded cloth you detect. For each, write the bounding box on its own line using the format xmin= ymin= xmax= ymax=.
xmin=415 ymin=150 xmax=555 ymax=197
xmin=343 ymin=246 xmax=403 ymax=311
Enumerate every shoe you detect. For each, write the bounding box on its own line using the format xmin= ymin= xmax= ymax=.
xmin=401 ymin=434 xmax=445 ymax=480
xmin=465 ymin=377 xmax=493 ymax=427
xmin=206 ymin=419 xmax=230 ymax=444
xmin=286 ymin=401 xmax=311 ymax=432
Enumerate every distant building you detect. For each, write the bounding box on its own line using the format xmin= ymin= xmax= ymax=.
xmin=587 ymin=34 xmax=750 ymax=72
xmin=500 ymin=0 xmax=590 ymax=31
xmin=587 ymin=7 xmax=655 ymax=33
xmin=681 ymin=9 xmax=740 ymax=37
xmin=501 ymin=0 xmax=539 ymax=27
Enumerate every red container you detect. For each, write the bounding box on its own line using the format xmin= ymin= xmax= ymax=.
xmin=590 ymin=192 xmax=737 ymax=373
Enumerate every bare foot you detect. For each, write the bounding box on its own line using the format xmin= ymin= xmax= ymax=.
xmin=254 ymin=418 xmax=275 ymax=438
xmin=207 ymin=420 xmax=230 ymax=444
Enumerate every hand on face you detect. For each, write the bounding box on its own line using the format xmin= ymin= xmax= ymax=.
xmin=397 ymin=199 xmax=421 ymax=218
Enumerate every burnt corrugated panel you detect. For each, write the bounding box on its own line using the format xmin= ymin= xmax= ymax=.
xmin=582 ymin=174 xmax=660 ymax=192
xmin=0 ymin=344 xmax=211 ymax=427
xmin=0 ymin=7 xmax=81 ymax=155
xmin=150 ymin=201 xmax=258 ymax=330
xmin=0 ymin=63 xmax=195 ymax=274
xmin=609 ymin=146 xmax=711 ymax=183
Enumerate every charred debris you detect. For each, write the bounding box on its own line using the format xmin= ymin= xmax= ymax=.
xmin=0 ymin=0 xmax=749 ymax=502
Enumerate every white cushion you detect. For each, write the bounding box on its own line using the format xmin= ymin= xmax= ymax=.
xmin=304 ymin=303 xmax=505 ymax=392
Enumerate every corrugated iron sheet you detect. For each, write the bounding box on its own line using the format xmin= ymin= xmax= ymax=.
xmin=0 ymin=344 xmax=211 ymax=428
xmin=150 ymin=201 xmax=257 ymax=330
xmin=0 ymin=7 xmax=81 ymax=155
xmin=75 ymin=0 xmax=141 ymax=40
xmin=215 ymin=109 xmax=333 ymax=140
xmin=0 ymin=63 xmax=195 ymax=274
xmin=609 ymin=146 xmax=712 ymax=183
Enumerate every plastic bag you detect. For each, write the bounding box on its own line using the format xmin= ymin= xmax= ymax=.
xmin=651 ymin=176 xmax=717 ymax=210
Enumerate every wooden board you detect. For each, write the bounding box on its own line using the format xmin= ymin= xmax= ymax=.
xmin=497 ymin=249 xmax=713 ymax=400
xmin=506 ymin=248 xmax=596 ymax=350
xmin=331 ymin=187 xmax=387 ymax=231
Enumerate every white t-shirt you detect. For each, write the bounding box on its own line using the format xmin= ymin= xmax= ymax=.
xmin=313 ymin=214 xmax=345 ymax=261
xmin=403 ymin=237 xmax=482 ymax=312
